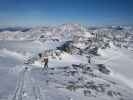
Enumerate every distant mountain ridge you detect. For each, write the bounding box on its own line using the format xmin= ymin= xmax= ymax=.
xmin=0 ymin=23 xmax=133 ymax=40
xmin=0 ymin=27 xmax=31 ymax=32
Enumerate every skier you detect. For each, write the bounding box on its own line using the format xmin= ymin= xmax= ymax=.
xmin=38 ymin=53 xmax=43 ymax=67
xmin=38 ymin=53 xmax=49 ymax=70
xmin=87 ymin=56 xmax=91 ymax=63
xmin=38 ymin=53 xmax=42 ymax=59
xmin=42 ymin=52 xmax=49 ymax=70
xmin=42 ymin=56 xmax=49 ymax=70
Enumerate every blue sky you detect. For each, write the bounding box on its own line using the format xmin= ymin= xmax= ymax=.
xmin=0 ymin=0 xmax=132 ymax=26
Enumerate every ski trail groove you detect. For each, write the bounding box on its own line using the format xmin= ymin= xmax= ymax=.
xmin=11 ymin=68 xmax=27 ymax=100
xmin=11 ymin=65 xmax=44 ymax=100
xmin=28 ymin=70 xmax=43 ymax=100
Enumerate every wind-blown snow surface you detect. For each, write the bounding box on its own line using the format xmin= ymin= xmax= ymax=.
xmin=0 ymin=49 xmax=24 ymax=100
xmin=0 ymin=24 xmax=133 ymax=100
xmin=93 ymin=43 xmax=133 ymax=89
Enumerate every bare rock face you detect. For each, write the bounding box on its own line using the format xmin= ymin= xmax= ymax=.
xmin=96 ymin=64 xmax=110 ymax=75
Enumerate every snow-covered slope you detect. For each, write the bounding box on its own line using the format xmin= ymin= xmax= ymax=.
xmin=0 ymin=24 xmax=133 ymax=100
xmin=94 ymin=43 xmax=133 ymax=89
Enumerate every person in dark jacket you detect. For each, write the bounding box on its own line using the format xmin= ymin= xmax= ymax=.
xmin=87 ymin=56 xmax=91 ymax=63
xmin=38 ymin=53 xmax=42 ymax=58
xmin=42 ymin=57 xmax=48 ymax=70
xmin=38 ymin=53 xmax=49 ymax=70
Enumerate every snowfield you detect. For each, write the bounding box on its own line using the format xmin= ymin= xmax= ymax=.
xmin=0 ymin=24 xmax=133 ymax=100
xmin=94 ymin=43 xmax=133 ymax=89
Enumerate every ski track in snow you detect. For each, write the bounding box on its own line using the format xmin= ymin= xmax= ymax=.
xmin=11 ymin=68 xmax=26 ymax=100
xmin=26 ymin=68 xmax=43 ymax=100
xmin=11 ymin=66 xmax=43 ymax=100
